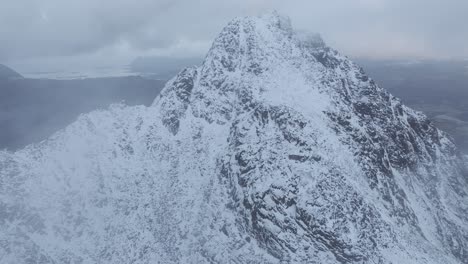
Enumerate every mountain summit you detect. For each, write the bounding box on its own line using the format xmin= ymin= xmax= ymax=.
xmin=1 ymin=12 xmax=467 ymax=263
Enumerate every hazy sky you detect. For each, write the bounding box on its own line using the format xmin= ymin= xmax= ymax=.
xmin=2 ymin=0 xmax=468 ymax=67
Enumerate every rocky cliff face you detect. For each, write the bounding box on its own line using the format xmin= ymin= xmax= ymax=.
xmin=1 ymin=12 xmax=467 ymax=264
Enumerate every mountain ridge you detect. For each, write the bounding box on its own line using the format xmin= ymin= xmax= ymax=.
xmin=1 ymin=12 xmax=467 ymax=263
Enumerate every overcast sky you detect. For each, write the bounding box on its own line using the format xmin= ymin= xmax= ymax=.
xmin=2 ymin=0 xmax=468 ymax=70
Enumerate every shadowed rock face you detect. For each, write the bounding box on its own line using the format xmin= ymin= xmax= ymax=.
xmin=1 ymin=12 xmax=467 ymax=263
xmin=357 ymin=59 xmax=468 ymax=154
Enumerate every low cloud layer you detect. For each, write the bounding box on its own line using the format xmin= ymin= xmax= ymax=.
xmin=1 ymin=0 xmax=467 ymax=63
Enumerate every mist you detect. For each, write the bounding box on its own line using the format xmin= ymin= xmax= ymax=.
xmin=0 ymin=73 xmax=165 ymax=150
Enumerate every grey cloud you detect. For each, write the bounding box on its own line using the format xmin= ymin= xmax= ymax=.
xmin=1 ymin=0 xmax=467 ymax=62
xmin=0 ymin=0 xmax=175 ymax=59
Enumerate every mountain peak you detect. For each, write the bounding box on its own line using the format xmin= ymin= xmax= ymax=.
xmin=1 ymin=14 xmax=468 ymax=264
xmin=258 ymin=10 xmax=293 ymax=31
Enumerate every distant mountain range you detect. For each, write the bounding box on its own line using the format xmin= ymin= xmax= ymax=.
xmin=0 ymin=64 xmax=23 ymax=80
xmin=129 ymin=56 xmax=202 ymax=79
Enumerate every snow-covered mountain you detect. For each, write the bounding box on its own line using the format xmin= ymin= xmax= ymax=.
xmin=1 ymin=12 xmax=467 ymax=263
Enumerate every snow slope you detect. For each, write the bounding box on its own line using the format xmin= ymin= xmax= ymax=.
xmin=1 ymin=12 xmax=467 ymax=263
